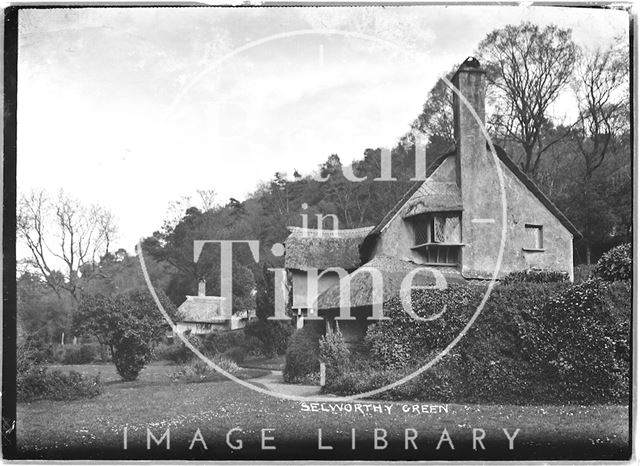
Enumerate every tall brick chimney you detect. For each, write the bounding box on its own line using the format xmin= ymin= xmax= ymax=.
xmin=451 ymin=56 xmax=486 ymax=188
xmin=451 ymin=57 xmax=496 ymax=279
xmin=198 ymin=279 xmax=206 ymax=297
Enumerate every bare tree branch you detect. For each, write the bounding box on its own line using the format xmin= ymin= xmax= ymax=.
xmin=17 ymin=189 xmax=118 ymax=301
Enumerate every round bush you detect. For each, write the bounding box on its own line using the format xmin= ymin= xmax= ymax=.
xmin=113 ymin=338 xmax=149 ymax=381
xmin=594 ymin=243 xmax=631 ymax=281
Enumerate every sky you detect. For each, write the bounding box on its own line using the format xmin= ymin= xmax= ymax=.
xmin=17 ymin=5 xmax=630 ymax=257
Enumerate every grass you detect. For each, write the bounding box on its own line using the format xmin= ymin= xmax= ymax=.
xmin=15 ymin=363 xmax=630 ymax=460
xmin=46 ymin=362 xmax=270 ymax=387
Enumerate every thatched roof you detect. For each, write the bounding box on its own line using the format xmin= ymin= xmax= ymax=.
xmin=402 ymin=181 xmax=462 ymax=217
xmin=178 ymin=296 xmax=227 ymax=323
xmin=359 ymin=151 xmax=454 ymax=261
xmin=284 ymin=226 xmax=374 ymax=271
xmin=314 ymin=256 xmax=466 ymax=310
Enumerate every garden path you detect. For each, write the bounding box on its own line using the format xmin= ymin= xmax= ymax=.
xmin=249 ymin=370 xmax=321 ymax=397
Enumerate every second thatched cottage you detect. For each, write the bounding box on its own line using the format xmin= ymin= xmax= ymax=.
xmin=284 ymin=57 xmax=581 ymax=342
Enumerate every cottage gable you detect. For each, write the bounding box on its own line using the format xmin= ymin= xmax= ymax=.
xmin=284 ymin=57 xmax=581 ymax=336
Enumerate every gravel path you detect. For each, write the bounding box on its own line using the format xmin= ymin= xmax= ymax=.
xmin=250 ymin=370 xmax=321 ymax=397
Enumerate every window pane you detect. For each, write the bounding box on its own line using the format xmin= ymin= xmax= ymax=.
xmin=433 ymin=215 xmax=445 ymax=243
xmin=443 ymin=214 xmax=461 ymax=243
xmin=525 ymin=225 xmax=543 ymax=249
xmin=414 ymin=216 xmax=430 ymax=245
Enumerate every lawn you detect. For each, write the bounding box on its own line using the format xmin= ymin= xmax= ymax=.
xmin=15 ymin=363 xmax=630 ymax=460
xmin=46 ymin=362 xmax=270 ymax=386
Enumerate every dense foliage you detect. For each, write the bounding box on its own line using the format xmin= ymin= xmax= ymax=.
xmin=75 ymin=290 xmax=177 ymax=381
xmin=244 ymin=320 xmax=293 ymax=358
xmin=17 ymin=367 xmax=103 ymax=403
xmin=325 ymin=278 xmax=630 ymax=405
xmin=594 ymin=242 xmax=632 ymax=281
xmin=17 ymin=339 xmax=103 ymax=402
xmin=58 ymin=344 xmax=98 ymax=365
xmin=318 ymin=325 xmax=350 ymax=380
xmin=283 ymin=326 xmax=321 ymax=383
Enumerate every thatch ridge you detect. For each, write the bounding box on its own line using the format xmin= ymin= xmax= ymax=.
xmin=178 ymin=296 xmax=226 ymax=323
xmin=285 ymin=226 xmax=374 ymax=271
xmin=314 ymin=256 xmax=466 ymax=310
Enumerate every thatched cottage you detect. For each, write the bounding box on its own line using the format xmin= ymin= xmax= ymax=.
xmin=284 ymin=57 xmax=581 ymax=342
xmin=175 ymin=280 xmax=251 ymax=335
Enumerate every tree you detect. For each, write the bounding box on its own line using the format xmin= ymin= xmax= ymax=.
xmin=74 ymin=289 xmax=177 ymax=381
xmin=244 ymin=265 xmax=293 ymax=357
xmin=17 ymin=189 xmax=117 ymax=301
xmin=478 ymin=22 xmax=578 ymax=175
xmin=143 ymin=201 xmax=257 ymax=310
xmin=196 ymin=189 xmax=217 ymax=211
xmin=17 ymin=271 xmax=72 ymax=344
xmin=81 ymin=248 xmax=175 ymax=297
xmin=409 ymin=68 xmax=456 ymax=147
xmin=572 ymin=44 xmax=628 ymax=182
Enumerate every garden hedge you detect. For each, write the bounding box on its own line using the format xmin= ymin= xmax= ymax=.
xmin=325 ymin=279 xmax=630 ymax=405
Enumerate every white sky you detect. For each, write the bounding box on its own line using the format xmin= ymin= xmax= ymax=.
xmin=17 ymin=5 xmax=629 ymax=255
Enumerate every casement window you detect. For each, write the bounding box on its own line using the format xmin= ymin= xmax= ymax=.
xmin=412 ymin=213 xmax=461 ymax=246
xmin=524 ymin=224 xmax=543 ymax=250
xmin=411 ymin=212 xmax=462 ymax=265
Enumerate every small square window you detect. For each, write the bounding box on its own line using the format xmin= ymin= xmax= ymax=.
xmin=525 ymin=224 xmax=543 ymax=249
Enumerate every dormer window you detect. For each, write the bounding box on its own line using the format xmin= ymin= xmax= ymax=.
xmin=410 ymin=212 xmax=462 ymax=266
xmin=412 ymin=212 xmax=461 ymax=246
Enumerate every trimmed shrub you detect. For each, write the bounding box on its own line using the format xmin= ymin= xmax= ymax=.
xmin=113 ymin=337 xmax=148 ymax=382
xmin=520 ymin=279 xmax=630 ymax=402
xmin=501 ymin=268 xmax=569 ymax=285
xmin=17 ymin=366 xmax=103 ymax=402
xmin=283 ymin=326 xmax=321 ymax=383
xmin=594 ymin=243 xmax=632 ymax=281
xmin=327 ymin=279 xmax=629 ymax=404
xmin=365 ymin=284 xmax=484 ymax=370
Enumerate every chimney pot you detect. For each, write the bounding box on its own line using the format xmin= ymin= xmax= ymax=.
xmin=198 ymin=279 xmax=206 ymax=297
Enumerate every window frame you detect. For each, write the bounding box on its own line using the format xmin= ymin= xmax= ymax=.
xmin=410 ymin=212 xmax=463 ymax=266
xmin=523 ymin=224 xmax=544 ymax=251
